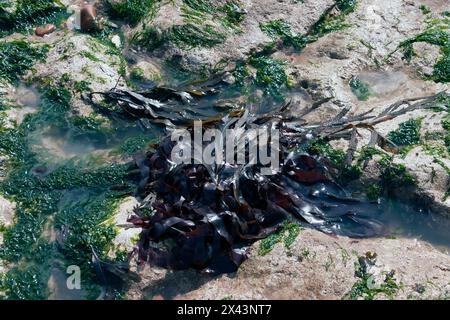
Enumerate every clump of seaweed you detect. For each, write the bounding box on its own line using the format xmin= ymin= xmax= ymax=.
xmin=344 ymin=252 xmax=400 ymax=300
xmin=133 ymin=0 xmax=245 ymax=51
xmin=132 ymin=23 xmax=226 ymax=51
xmin=259 ymin=221 xmax=302 ymax=256
xmin=442 ymin=118 xmax=450 ymax=153
xmin=309 ymin=0 xmax=357 ymax=38
xmin=397 ymin=17 xmax=450 ymax=83
xmin=170 ymin=24 xmax=226 ymax=49
xmin=248 ymin=56 xmax=290 ymax=100
xmin=107 ymin=0 xmax=159 ymax=26
xmin=0 ymin=0 xmax=66 ymax=36
xmin=259 ymin=0 xmax=356 ymax=52
xmin=260 ymin=20 xmax=308 ymax=51
xmin=0 ymin=40 xmax=49 ymax=84
xmin=387 ymin=118 xmax=422 ymax=146
xmin=349 ymin=77 xmax=371 ymax=101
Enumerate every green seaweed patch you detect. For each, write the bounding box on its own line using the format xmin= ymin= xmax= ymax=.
xmin=379 ymin=158 xmax=416 ymax=191
xmin=182 ymin=0 xmax=245 ymax=31
xmin=134 ymin=23 xmax=225 ymax=51
xmin=117 ymin=134 xmax=155 ymax=155
xmin=170 ymin=24 xmax=226 ymax=49
xmin=73 ymin=80 xmax=91 ymax=93
xmin=0 ymin=85 xmax=135 ymax=299
xmin=356 ymin=146 xmax=389 ymax=166
xmin=306 ymin=138 xmax=361 ymax=184
xmin=0 ymin=0 xmax=67 ymax=36
xmin=349 ymin=77 xmax=371 ymax=101
xmin=260 ymin=19 xmax=308 ymax=51
xmin=420 ymin=5 xmax=431 ymax=15
xmin=80 ymin=51 xmax=102 ymax=63
xmin=259 ymin=1 xmax=356 ymax=52
xmin=387 ymin=118 xmax=422 ymax=146
xmin=309 ymin=0 xmax=357 ymax=38
xmin=131 ymin=26 xmax=164 ymax=51
xmin=55 ymin=191 xmax=124 ymax=266
xmin=232 ymin=61 xmax=250 ymax=87
xmin=220 ymin=1 xmax=246 ymax=28
xmin=259 ymin=221 xmax=302 ymax=256
xmin=183 ymin=0 xmax=214 ymax=14
xmin=398 ymin=19 xmax=450 ymax=83
xmin=0 ymin=265 xmax=47 ymax=300
xmin=306 ymin=138 xmax=346 ymax=167
xmin=248 ymin=56 xmax=289 ymax=100
xmin=355 ymin=146 xmax=415 ymax=198
xmin=69 ymin=114 xmax=113 ymax=145
xmin=134 ymin=1 xmax=244 ymax=52
xmin=0 ymin=40 xmax=49 ymax=84
xmin=344 ymin=256 xmax=400 ymax=300
xmin=107 ymin=0 xmax=159 ymax=26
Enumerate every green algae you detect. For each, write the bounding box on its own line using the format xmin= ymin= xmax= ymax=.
xmin=345 ymin=257 xmax=400 ymax=300
xmin=398 ymin=18 xmax=450 ymax=83
xmin=220 ymin=1 xmax=246 ymax=28
xmin=133 ymin=23 xmax=225 ymax=51
xmin=134 ymin=1 xmax=244 ymax=52
xmin=0 ymin=85 xmax=137 ymax=299
xmin=309 ymin=0 xmax=356 ymax=38
xmin=420 ymin=5 xmax=431 ymax=15
xmin=388 ymin=118 xmax=422 ymax=146
xmin=117 ymin=135 xmax=155 ymax=155
xmin=108 ymin=0 xmax=159 ymax=26
xmin=306 ymin=138 xmax=346 ymax=167
xmin=259 ymin=0 xmax=357 ymax=52
xmin=0 ymin=40 xmax=49 ymax=84
xmin=260 ymin=19 xmax=308 ymax=51
xmin=0 ymin=0 xmax=67 ymax=36
xmin=248 ymin=56 xmax=289 ymax=100
xmin=232 ymin=61 xmax=250 ymax=87
xmin=0 ymin=265 xmax=47 ymax=300
xmin=259 ymin=221 xmax=302 ymax=256
xmin=170 ymin=24 xmax=225 ymax=49
xmin=349 ymin=77 xmax=371 ymax=101
xmin=305 ymin=138 xmax=362 ymax=184
xmin=379 ymin=158 xmax=416 ymax=191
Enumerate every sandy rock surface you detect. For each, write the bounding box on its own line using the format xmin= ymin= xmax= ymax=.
xmin=125 ymin=228 xmax=450 ymax=300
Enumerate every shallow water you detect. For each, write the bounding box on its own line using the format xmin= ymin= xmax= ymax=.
xmin=379 ymin=200 xmax=450 ymax=253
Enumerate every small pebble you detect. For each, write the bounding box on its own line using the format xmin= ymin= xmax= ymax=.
xmin=35 ymin=24 xmax=56 ymax=37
